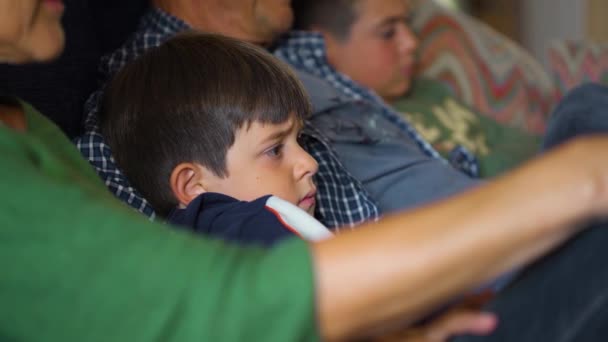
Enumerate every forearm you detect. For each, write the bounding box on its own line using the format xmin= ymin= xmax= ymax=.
xmin=313 ymin=137 xmax=606 ymax=341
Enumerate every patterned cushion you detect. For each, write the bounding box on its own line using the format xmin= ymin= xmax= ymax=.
xmin=547 ymin=41 xmax=608 ymax=97
xmin=410 ymin=0 xmax=557 ymax=134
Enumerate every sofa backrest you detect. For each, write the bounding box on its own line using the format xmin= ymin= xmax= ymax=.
xmin=548 ymin=41 xmax=608 ymax=97
xmin=411 ymin=0 xmax=557 ymax=134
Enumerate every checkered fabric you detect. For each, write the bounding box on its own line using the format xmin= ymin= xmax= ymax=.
xmin=301 ymin=124 xmax=379 ymax=228
xmin=75 ymin=8 xmax=379 ymax=228
xmin=75 ymin=8 xmax=190 ymax=220
xmin=274 ymin=31 xmax=479 ymax=178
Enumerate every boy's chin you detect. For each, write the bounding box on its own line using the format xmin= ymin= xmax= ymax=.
xmin=297 ymin=204 xmax=315 ymax=216
xmin=383 ymin=82 xmax=412 ymax=103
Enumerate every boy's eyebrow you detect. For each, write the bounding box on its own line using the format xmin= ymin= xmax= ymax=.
xmin=376 ymin=15 xmax=409 ymax=29
xmin=259 ymin=120 xmax=297 ymax=146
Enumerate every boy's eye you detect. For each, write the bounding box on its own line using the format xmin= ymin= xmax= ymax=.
xmin=265 ymin=144 xmax=284 ymax=158
xmin=380 ymin=28 xmax=396 ymax=40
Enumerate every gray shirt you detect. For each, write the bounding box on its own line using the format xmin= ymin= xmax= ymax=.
xmin=296 ymin=70 xmax=481 ymax=214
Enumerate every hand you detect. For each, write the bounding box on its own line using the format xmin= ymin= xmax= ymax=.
xmin=375 ymin=310 xmax=496 ymax=342
xmin=375 ymin=293 xmax=497 ymax=342
xmin=564 ymin=137 xmax=608 ymax=219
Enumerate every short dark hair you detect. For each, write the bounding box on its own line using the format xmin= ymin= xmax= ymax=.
xmin=100 ymin=32 xmax=312 ymax=216
xmin=292 ymin=0 xmax=361 ymax=40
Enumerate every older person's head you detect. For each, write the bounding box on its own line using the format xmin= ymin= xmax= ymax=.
xmin=153 ymin=0 xmax=293 ymax=46
xmin=293 ymin=0 xmax=417 ymax=102
xmin=0 ymin=0 xmax=65 ymax=64
xmin=0 ymin=0 xmax=65 ymax=130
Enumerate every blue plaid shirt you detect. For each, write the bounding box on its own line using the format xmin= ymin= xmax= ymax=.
xmin=75 ymin=8 xmax=379 ymax=228
xmin=274 ymin=31 xmax=479 ymax=178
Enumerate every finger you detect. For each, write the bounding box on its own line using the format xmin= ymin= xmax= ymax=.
xmin=425 ymin=310 xmax=497 ymax=341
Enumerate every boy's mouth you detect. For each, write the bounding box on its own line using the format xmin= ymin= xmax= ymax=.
xmin=298 ymin=189 xmax=317 ymax=212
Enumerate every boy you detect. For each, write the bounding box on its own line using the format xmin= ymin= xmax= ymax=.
xmin=100 ymin=32 xmax=331 ymax=247
xmin=280 ymin=0 xmax=540 ymax=181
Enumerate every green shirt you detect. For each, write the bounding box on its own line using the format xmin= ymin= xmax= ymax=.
xmin=0 ymin=101 xmax=319 ymax=341
xmin=394 ymin=79 xmax=542 ymax=178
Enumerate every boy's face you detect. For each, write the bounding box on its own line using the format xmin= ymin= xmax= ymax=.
xmin=202 ymin=117 xmax=318 ymax=215
xmin=325 ymin=0 xmax=417 ymax=102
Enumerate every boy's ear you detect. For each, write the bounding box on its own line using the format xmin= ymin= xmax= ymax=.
xmin=170 ymin=163 xmax=208 ymax=208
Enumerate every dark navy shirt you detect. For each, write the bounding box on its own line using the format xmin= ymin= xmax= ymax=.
xmin=167 ymin=193 xmax=297 ymax=247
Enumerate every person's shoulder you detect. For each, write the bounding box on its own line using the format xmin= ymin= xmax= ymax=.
xmin=168 ymin=193 xmax=298 ymax=247
xmin=167 ymin=193 xmax=270 ymax=232
xmin=292 ymin=69 xmax=352 ymax=114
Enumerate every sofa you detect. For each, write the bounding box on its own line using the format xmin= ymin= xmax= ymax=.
xmin=411 ymin=0 xmax=608 ymax=133
xmin=392 ymin=0 xmax=608 ymax=177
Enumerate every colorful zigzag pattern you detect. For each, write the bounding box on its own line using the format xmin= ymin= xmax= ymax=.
xmin=411 ymin=1 xmax=558 ymax=134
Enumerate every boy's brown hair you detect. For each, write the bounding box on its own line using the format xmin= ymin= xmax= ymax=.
xmin=100 ymin=31 xmax=312 ymax=216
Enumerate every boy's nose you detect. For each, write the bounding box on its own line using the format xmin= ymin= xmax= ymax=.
xmin=398 ymin=24 xmax=418 ymax=55
xmin=294 ymin=145 xmax=319 ymax=180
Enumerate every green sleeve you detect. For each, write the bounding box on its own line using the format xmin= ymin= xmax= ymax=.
xmin=0 ymin=108 xmax=319 ymax=341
